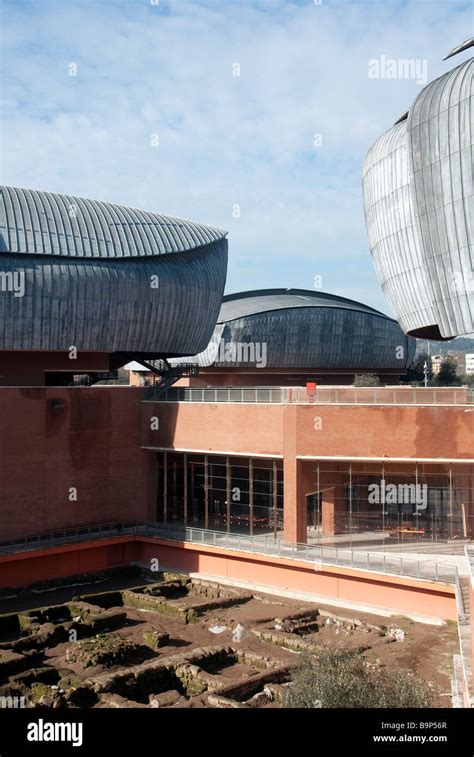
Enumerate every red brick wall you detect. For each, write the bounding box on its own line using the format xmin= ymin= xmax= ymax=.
xmin=0 ymin=389 xmax=472 ymax=542
xmin=294 ymin=404 xmax=474 ymax=459
xmin=0 ymin=387 xmax=153 ymax=538
xmin=175 ymin=370 xmax=406 ymax=387
xmin=141 ymin=401 xmax=285 ymax=457
xmin=142 ymin=400 xmax=474 ymax=461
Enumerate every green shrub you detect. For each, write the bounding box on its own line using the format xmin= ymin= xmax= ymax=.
xmin=285 ymin=648 xmax=435 ymax=708
xmin=353 ymin=374 xmax=382 ymax=387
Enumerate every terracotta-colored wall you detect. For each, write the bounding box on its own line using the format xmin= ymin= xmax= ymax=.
xmin=142 ymin=401 xmax=285 ymax=457
xmin=138 ymin=539 xmax=456 ymax=621
xmin=142 ymin=401 xmax=474 ymax=461
xmin=0 ymin=537 xmax=456 ymax=622
xmin=0 ymin=387 xmax=153 ymax=539
xmin=0 ymin=538 xmax=140 ymax=587
xmin=293 ymin=404 xmax=474 ymax=460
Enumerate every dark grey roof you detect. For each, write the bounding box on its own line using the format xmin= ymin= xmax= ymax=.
xmin=172 ymin=287 xmax=416 ymax=371
xmin=218 ymin=288 xmax=393 ymax=324
xmin=0 ymin=186 xmax=227 ymax=259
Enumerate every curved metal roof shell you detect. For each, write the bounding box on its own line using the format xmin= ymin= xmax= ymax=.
xmin=174 ymin=288 xmax=416 ymax=371
xmin=363 ymin=55 xmax=473 ymax=340
xmin=218 ymin=288 xmax=388 ymax=323
xmin=0 ymin=186 xmax=226 ymax=258
xmin=0 ymin=186 xmax=228 ymax=355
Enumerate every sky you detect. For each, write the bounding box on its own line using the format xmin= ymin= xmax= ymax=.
xmin=1 ymin=0 xmax=472 ymax=315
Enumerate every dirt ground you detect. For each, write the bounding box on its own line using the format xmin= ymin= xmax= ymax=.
xmin=0 ymin=568 xmax=458 ymax=708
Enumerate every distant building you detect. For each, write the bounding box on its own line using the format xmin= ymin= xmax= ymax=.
xmin=431 ymin=355 xmax=443 ymax=375
xmin=127 ymin=288 xmax=416 ymax=387
xmin=431 ymin=352 xmax=465 ymax=376
xmin=466 ymin=354 xmax=474 ymax=375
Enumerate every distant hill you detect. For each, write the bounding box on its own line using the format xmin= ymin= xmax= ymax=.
xmin=416 ymin=337 xmax=474 ymax=356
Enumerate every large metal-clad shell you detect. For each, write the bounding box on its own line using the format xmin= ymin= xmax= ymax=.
xmin=177 ymin=289 xmax=416 ymax=371
xmin=0 ymin=186 xmax=228 ymax=355
xmin=363 ymin=56 xmax=473 ymax=339
xmin=363 ymin=122 xmax=434 ymax=335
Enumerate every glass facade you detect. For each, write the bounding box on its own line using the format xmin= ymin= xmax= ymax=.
xmin=155 ymin=453 xmax=472 ymax=547
xmin=155 ymin=452 xmax=283 ymax=536
xmin=307 ymin=461 xmax=473 ymax=547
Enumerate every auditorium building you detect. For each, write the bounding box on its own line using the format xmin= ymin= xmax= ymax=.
xmin=362 ymin=41 xmax=473 ymax=340
xmin=1 ymin=42 xmax=474 ymax=704
xmin=127 ymin=288 xmax=417 ymax=387
xmin=0 ymin=183 xmax=472 ymax=558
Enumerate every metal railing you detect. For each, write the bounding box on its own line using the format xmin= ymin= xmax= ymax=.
xmin=0 ymin=521 xmax=140 ymax=556
xmin=147 ymin=522 xmax=458 ymax=584
xmin=454 ymin=550 xmax=472 ymax=706
xmin=143 ymin=386 xmax=285 ymax=403
xmin=144 ymin=385 xmax=474 ymax=406
xmin=0 ymin=520 xmax=459 ymax=585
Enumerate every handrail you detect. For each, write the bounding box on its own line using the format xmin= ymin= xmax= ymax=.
xmin=0 ymin=520 xmax=458 ymax=585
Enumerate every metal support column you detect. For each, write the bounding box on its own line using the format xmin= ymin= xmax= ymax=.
xmin=163 ymin=450 xmax=168 ymax=524
xmin=183 ymin=453 xmax=188 ymax=526
xmin=226 ymin=457 xmax=231 ymax=534
xmin=317 ymin=462 xmax=320 ymax=545
xmin=156 ymin=453 xmax=160 ymax=522
xmin=172 ymin=459 xmax=177 ymax=520
xmin=249 ymin=458 xmax=254 ymax=537
xmin=415 ymin=462 xmax=419 ymax=539
xmin=349 ymin=462 xmax=353 ymax=550
xmin=449 ymin=464 xmax=453 ymax=541
xmin=273 ymin=459 xmax=278 ymax=540
xmin=204 ymin=455 xmax=209 ymax=530
xmin=382 ymin=461 xmax=385 ymax=550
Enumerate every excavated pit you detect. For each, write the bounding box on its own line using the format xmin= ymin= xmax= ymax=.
xmin=0 ymin=568 xmax=457 ymax=708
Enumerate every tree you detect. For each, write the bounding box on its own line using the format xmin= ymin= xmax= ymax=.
xmin=353 ymin=374 xmax=381 ymax=387
xmin=285 ymin=648 xmax=435 ymax=708
xmin=432 ymin=356 xmax=461 ymax=386
xmin=406 ymin=351 xmax=431 ymax=384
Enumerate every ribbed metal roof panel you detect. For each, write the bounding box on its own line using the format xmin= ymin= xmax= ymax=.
xmin=217 ymin=288 xmax=390 ymax=323
xmin=172 ymin=288 xmax=415 ymax=371
xmin=0 ymin=239 xmax=228 ymax=353
xmin=362 ymin=121 xmax=435 ymax=335
xmin=363 ymin=55 xmax=473 ymax=339
xmin=406 ymin=58 xmax=473 ymax=338
xmin=0 ymin=186 xmax=227 ymax=259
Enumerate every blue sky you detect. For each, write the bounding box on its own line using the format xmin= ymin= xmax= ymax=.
xmin=1 ymin=0 xmax=472 ymax=314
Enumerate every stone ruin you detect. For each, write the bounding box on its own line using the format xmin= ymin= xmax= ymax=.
xmin=0 ymin=571 xmax=394 ymax=709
